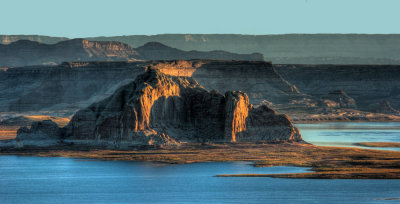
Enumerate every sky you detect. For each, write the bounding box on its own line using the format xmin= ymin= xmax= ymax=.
xmin=0 ymin=0 xmax=399 ymax=38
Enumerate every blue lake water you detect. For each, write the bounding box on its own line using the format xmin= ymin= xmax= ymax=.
xmin=0 ymin=155 xmax=399 ymax=204
xmin=1 ymin=122 xmax=400 ymax=203
xmin=297 ymin=122 xmax=400 ymax=151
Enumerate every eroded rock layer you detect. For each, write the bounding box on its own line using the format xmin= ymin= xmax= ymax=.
xmin=0 ymin=60 xmax=298 ymax=113
xmin=61 ymin=69 xmax=301 ymax=146
xmin=275 ymin=64 xmax=400 ymax=111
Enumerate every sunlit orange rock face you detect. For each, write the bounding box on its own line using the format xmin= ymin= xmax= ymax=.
xmin=63 ymin=69 xmax=302 ymax=146
xmin=224 ymin=92 xmax=249 ymax=142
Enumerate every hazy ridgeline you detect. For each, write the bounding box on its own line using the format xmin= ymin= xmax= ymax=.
xmin=3 ymin=34 xmax=400 ymax=64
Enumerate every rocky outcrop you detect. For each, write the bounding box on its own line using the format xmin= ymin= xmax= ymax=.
xmin=56 ymin=69 xmax=301 ymax=146
xmin=0 ymin=115 xmax=69 ymax=128
xmin=371 ymin=101 xmax=400 ymax=115
xmin=136 ymin=42 xmax=264 ymax=61
xmin=16 ymin=120 xmax=62 ymax=147
xmin=319 ymin=90 xmax=357 ymax=109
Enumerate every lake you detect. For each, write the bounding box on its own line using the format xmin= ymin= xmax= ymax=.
xmin=0 ymin=155 xmax=399 ymax=203
xmin=1 ymin=122 xmax=400 ymax=203
xmin=297 ymin=122 xmax=400 ymax=151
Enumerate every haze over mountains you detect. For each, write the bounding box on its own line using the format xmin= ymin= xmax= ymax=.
xmin=0 ymin=38 xmax=263 ymax=67
xmin=0 ymin=39 xmax=139 ymax=67
xmin=2 ymin=34 xmax=400 ymax=64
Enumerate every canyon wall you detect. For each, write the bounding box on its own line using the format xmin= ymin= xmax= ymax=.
xmin=1 ymin=62 xmax=146 ymax=112
xmin=3 ymin=60 xmax=400 ymax=122
xmin=0 ymin=60 xmax=299 ymax=114
xmin=275 ymin=64 xmax=400 ymax=110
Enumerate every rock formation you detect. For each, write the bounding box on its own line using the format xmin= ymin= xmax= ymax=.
xmin=16 ymin=69 xmax=301 ymax=147
xmin=371 ymin=101 xmax=400 ymax=115
xmin=16 ymin=120 xmax=63 ymax=146
xmin=319 ymin=90 xmax=357 ymax=109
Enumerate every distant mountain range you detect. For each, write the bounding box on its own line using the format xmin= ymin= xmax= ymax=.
xmin=0 ymin=38 xmax=263 ymax=67
xmin=0 ymin=39 xmax=139 ymax=67
xmin=2 ymin=34 xmax=400 ymax=64
xmin=135 ymin=42 xmax=262 ymax=61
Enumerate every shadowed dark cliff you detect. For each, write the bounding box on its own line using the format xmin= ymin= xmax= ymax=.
xmin=1 ymin=60 xmax=298 ymax=113
xmin=275 ymin=64 xmax=400 ymax=111
xmin=3 ymin=60 xmax=400 ymax=123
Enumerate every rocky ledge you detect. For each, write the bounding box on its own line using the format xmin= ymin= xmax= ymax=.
xmin=14 ymin=69 xmax=302 ymax=148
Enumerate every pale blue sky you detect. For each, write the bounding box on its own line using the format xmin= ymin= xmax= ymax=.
xmin=0 ymin=0 xmax=399 ymax=38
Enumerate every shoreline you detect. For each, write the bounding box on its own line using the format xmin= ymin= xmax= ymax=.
xmin=292 ymin=118 xmax=400 ymax=124
xmin=1 ymin=142 xmax=400 ymax=179
xmin=354 ymin=142 xmax=400 ymax=148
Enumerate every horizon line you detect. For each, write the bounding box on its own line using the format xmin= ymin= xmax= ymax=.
xmin=2 ymin=33 xmax=400 ymax=39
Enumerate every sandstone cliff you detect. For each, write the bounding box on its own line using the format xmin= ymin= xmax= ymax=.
xmin=61 ymin=69 xmax=301 ymax=146
xmin=150 ymin=60 xmax=300 ymax=104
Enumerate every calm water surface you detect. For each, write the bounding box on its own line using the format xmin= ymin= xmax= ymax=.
xmin=2 ymin=122 xmax=400 ymax=203
xmin=0 ymin=155 xmax=399 ymax=204
xmin=297 ymin=122 xmax=400 ymax=151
